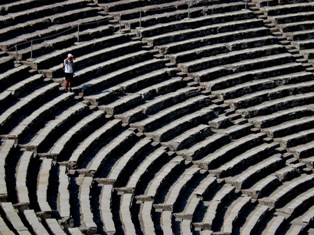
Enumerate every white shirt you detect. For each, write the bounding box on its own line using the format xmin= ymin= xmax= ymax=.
xmin=64 ymin=59 xmax=74 ymax=73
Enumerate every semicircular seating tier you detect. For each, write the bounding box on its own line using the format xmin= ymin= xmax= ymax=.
xmin=0 ymin=0 xmax=314 ymax=234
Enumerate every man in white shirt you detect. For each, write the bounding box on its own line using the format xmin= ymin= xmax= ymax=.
xmin=63 ymin=53 xmax=74 ymax=92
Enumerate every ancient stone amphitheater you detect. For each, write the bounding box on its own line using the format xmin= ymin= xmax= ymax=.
xmin=1 ymin=0 xmax=314 ymax=234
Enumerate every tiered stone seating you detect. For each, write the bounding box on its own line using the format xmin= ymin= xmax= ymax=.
xmin=262 ymin=2 xmax=314 ymax=59
xmin=101 ymin=137 xmax=152 ymax=185
xmin=0 ymin=202 xmax=31 ymax=234
xmin=129 ymin=92 xmax=212 ymax=133
xmin=21 ymin=102 xmax=90 ymax=154
xmin=240 ymin=205 xmax=271 ymax=235
xmin=78 ymin=176 xmax=97 ymax=234
xmin=15 ymin=151 xmax=33 ymax=208
xmin=193 ymin=132 xmax=268 ymax=170
xmin=45 ymin=218 xmax=67 ymax=234
xmin=211 ymin=142 xmax=280 ymax=178
xmin=1 ymin=91 xmax=74 ymax=144
xmin=47 ymin=110 xmax=107 ymax=161
xmin=276 ymin=187 xmax=314 ymax=219
xmin=259 ymin=174 xmax=314 ymax=208
xmin=0 ymin=0 xmax=114 ymax=61
xmin=23 ymin=209 xmax=50 ymax=235
xmin=137 ymin=156 xmax=185 ymax=233
xmin=0 ymin=212 xmax=14 ymax=234
xmin=86 ymin=129 xmax=135 ymax=175
xmin=194 ymin=184 xmax=236 ymax=232
xmin=226 ymin=154 xmax=285 ymax=191
xmin=32 ymin=33 xmax=130 ymax=75
xmin=36 ymin=158 xmax=54 ymax=218
xmin=57 ymin=165 xmax=70 ymax=223
xmin=217 ymin=195 xmax=252 ymax=234
xmin=67 ymin=119 xmax=122 ymax=169
xmin=99 ymin=183 xmax=116 ymax=234
xmin=154 ymin=166 xmax=201 ymax=230
xmin=0 ymin=140 xmax=15 ymax=202
xmin=1 ymin=0 xmax=314 ymax=234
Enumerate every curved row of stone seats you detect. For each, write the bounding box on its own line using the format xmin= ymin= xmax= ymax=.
xmin=179 ymin=44 xmax=287 ymax=74
xmin=98 ymin=0 xmax=198 ymax=14
xmin=0 ymin=216 xmax=15 ymax=235
xmin=167 ymin=35 xmax=278 ymax=64
xmin=292 ymin=204 xmax=314 ymax=229
xmin=201 ymin=58 xmax=304 ymax=93
xmin=210 ymin=141 xmax=280 ymax=178
xmin=34 ymin=158 xmax=54 ymax=219
xmin=276 ymin=124 xmax=314 ymax=151
xmin=123 ymin=1 xmax=246 ymax=30
xmin=129 ymin=91 xmax=212 ymax=133
xmin=225 ymin=79 xmax=314 ymax=111
xmin=34 ymin=33 xmax=136 ymax=77
xmin=108 ymin=84 xmax=206 ymax=124
xmin=240 ymin=205 xmax=272 ymax=235
xmin=288 ymin=139 xmax=314 ymax=160
xmin=234 ymin=83 xmax=314 ymax=117
xmin=194 ymin=184 xmax=237 ymax=232
xmin=211 ymin=70 xmax=314 ymax=101
xmin=156 ymin=27 xmax=269 ymax=56
xmin=117 ymin=148 xmax=175 ymax=234
xmin=263 ymin=2 xmax=314 ymax=16
xmin=0 ymin=0 xmax=114 ymax=61
xmin=0 ymin=1 xmax=100 ymax=42
xmin=143 ymin=17 xmax=263 ymax=48
xmin=262 ymin=113 xmax=314 ymax=139
xmin=156 ymin=166 xmax=205 ymax=234
xmin=262 ymin=214 xmax=287 ymax=235
xmin=259 ymin=174 xmax=314 ymax=209
xmin=21 ymin=102 xmax=90 ymax=154
xmin=23 ymin=209 xmax=50 ymax=235
xmin=0 ymin=64 xmax=31 ymax=93
xmin=262 ymin=2 xmax=314 ymax=60
xmin=0 ymin=202 xmax=31 ymax=234
xmin=99 ymin=183 xmax=116 ymax=234
xmin=45 ymin=218 xmax=67 ymax=235
xmin=99 ymin=147 xmax=180 ymax=232
xmin=15 ymin=151 xmax=33 ymax=208
xmin=66 ymin=118 xmax=124 ymax=170
xmin=137 ymin=9 xmax=255 ymax=39
xmin=0 ymin=140 xmax=15 ymax=202
xmin=226 ymin=153 xmax=286 ymax=191
xmin=216 ymin=195 xmax=252 ymax=234
xmin=115 ymin=145 xmax=166 ymax=234
xmin=175 ymin=175 xmax=217 ymax=233
xmin=86 ymin=129 xmax=135 ymax=176
xmin=193 ymin=132 xmax=269 ymax=170
xmin=276 ymin=187 xmax=314 ymax=219
xmin=56 ymin=164 xmax=71 ymax=225
xmin=194 ymin=52 xmax=299 ymax=88
xmin=136 ymin=156 xmax=186 ymax=233
xmin=0 ymin=0 xmax=64 ymax=15
xmin=251 ymin=105 xmax=314 ymax=130
xmin=77 ymin=176 xmax=97 ymax=234
xmin=0 ymin=85 xmax=75 ymax=144
xmin=17 ymin=20 xmax=114 ymax=63
xmin=46 ymin=110 xmax=107 ymax=161
xmin=241 ymin=165 xmax=296 ymax=200
xmin=84 ymin=66 xmax=180 ymax=111
xmin=100 ymin=137 xmax=152 ymax=186
xmin=176 ymin=121 xmax=254 ymax=162
xmin=0 ymin=0 xmax=101 ymax=36
xmin=76 ymin=54 xmax=168 ymax=100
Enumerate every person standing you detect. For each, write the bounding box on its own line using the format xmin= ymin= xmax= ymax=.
xmin=63 ymin=53 xmax=74 ymax=92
